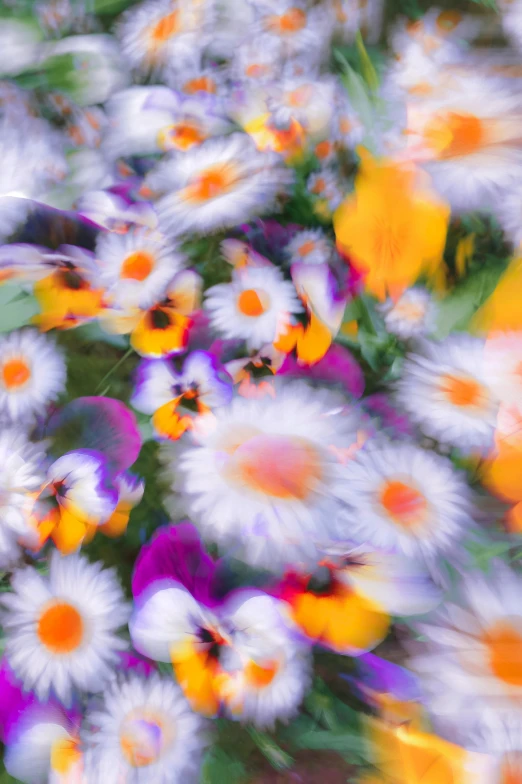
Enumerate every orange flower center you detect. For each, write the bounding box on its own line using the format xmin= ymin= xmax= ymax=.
xmin=160 ymin=122 xmax=205 ymax=151
xmin=237 ymin=288 xmax=268 ymax=317
xmin=120 ymin=711 xmax=164 ymax=768
xmin=150 ymin=11 xmax=179 ymax=43
xmin=440 ymin=374 xmax=485 ymax=408
xmin=245 ymin=63 xmax=268 ymax=79
xmin=121 ymin=251 xmax=155 ymax=281
xmin=244 ymin=659 xmax=279 ymax=688
xmin=183 ymin=76 xmax=217 ymax=94
xmin=37 ymin=601 xmax=84 ymax=654
xmin=268 ymin=8 xmax=306 ymax=33
xmin=2 ymin=357 xmax=31 ymax=389
xmin=500 ymin=753 xmax=522 ymax=784
xmin=436 ymin=10 xmax=462 ymax=32
xmin=484 ymin=623 xmax=522 ymax=687
xmin=379 ymin=480 xmax=427 ymax=527
xmin=298 ymin=240 xmax=317 ymax=257
xmin=315 ymin=141 xmax=332 ymax=160
xmin=231 ymin=434 xmax=322 ymax=500
xmin=183 ymin=164 xmax=239 ymax=203
xmin=310 ymin=177 xmax=325 ymax=194
xmin=288 ymin=86 xmax=311 ymax=107
xmin=393 ymin=300 xmax=426 ymax=322
xmin=424 ymin=112 xmax=485 ymax=159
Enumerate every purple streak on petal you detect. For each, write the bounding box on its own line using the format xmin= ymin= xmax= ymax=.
xmin=44 ymin=397 xmax=142 ymax=476
xmin=118 ymin=651 xmax=156 ymax=676
xmin=363 ymin=393 xmax=414 ymax=437
xmin=278 ymin=344 xmax=365 ymax=398
xmin=68 ymin=448 xmax=120 ymax=511
xmin=186 ymin=309 xmax=214 ymax=352
xmin=132 ymin=523 xmax=220 ymax=607
xmin=349 ymin=653 xmax=422 ymax=703
xmin=208 ymin=338 xmax=245 ymax=365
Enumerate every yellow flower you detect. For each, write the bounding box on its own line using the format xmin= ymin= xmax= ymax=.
xmin=334 ymin=150 xmax=450 ymax=301
xmin=473 ymin=255 xmax=522 ymax=332
xmin=363 ymin=717 xmax=481 ymax=784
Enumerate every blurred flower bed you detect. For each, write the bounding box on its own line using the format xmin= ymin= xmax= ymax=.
xmin=0 ymin=0 xmax=521 ymax=782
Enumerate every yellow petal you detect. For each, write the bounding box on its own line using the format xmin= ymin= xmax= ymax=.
xmin=51 ymin=508 xmax=88 ymax=554
xmin=296 ymin=313 xmax=332 ymax=365
xmin=98 ymin=505 xmax=131 ymax=538
xmin=506 ymin=501 xmax=522 ymax=534
xmin=482 ymin=445 xmax=522 ymax=503
xmin=171 ymin=640 xmax=220 ymax=717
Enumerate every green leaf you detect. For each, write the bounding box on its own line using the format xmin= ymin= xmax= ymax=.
xmin=93 ymin=0 xmax=132 ymax=12
xmin=334 ymin=51 xmax=376 ymax=154
xmin=74 ymin=322 xmax=129 ymax=349
xmin=291 ymin=727 xmax=367 ymax=758
xmin=201 ymin=748 xmax=246 ymax=784
xmin=434 ymin=264 xmax=507 ymax=338
xmin=247 ymin=728 xmax=293 ymax=771
xmin=355 ymin=32 xmax=379 ymax=91
xmin=0 ymin=286 xmax=38 ymax=332
xmin=357 ymin=330 xmax=385 ymax=371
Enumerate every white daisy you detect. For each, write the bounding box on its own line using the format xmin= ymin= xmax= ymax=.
xmin=337 ymin=441 xmax=474 ymax=563
xmin=144 ymin=134 xmax=293 ymax=237
xmin=104 ymin=86 xmax=229 ymax=159
xmin=395 ymin=335 xmax=500 ymax=455
xmin=307 ymin=168 xmax=344 ymax=213
xmin=93 ymin=227 xmax=184 ymax=310
xmin=0 ymin=429 xmax=46 ymax=568
xmin=484 ymin=331 xmax=522 ymax=406
xmin=390 ymin=9 xmax=481 ymax=61
xmin=83 ymin=672 xmax=206 ymax=784
xmin=253 ymin=1 xmax=333 ymax=64
xmin=231 ymin=35 xmax=284 ymax=85
xmin=266 ymin=76 xmax=338 ymax=141
xmin=286 ymin=229 xmax=333 ymax=266
xmin=401 ymin=73 xmax=522 ymax=213
xmin=1 ymin=552 xmax=129 ymax=705
xmin=162 ymin=380 xmax=361 ymax=571
xmin=379 ymin=288 xmax=437 ymax=340
xmin=409 ymin=564 xmax=522 ymax=732
xmin=117 ymin=0 xmax=205 ymax=77
xmin=0 ymin=329 xmax=66 ymax=425
xmin=204 ymin=265 xmax=301 ymax=351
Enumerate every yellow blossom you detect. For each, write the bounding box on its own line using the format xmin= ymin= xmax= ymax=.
xmin=333 ymin=150 xmax=450 ymax=301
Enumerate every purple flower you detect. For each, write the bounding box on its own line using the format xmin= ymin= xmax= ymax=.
xmin=132 ymin=523 xmax=221 ymax=608
xmin=278 ymin=343 xmax=365 ymax=398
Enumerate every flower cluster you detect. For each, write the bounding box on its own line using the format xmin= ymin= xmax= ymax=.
xmin=0 ymin=0 xmax=520 ymax=781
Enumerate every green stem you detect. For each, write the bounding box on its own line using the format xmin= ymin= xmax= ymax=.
xmin=95 ymin=347 xmax=133 ymax=393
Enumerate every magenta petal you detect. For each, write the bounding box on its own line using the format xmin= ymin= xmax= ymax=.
xmin=132 ymin=523 xmax=219 ymax=607
xmin=44 ymin=396 xmax=142 ymax=475
xmin=118 ymin=651 xmax=156 ymax=676
xmin=0 ymin=659 xmax=81 ymax=744
xmin=278 ymin=344 xmax=365 ymax=398
xmin=0 ymin=660 xmax=35 ymax=743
